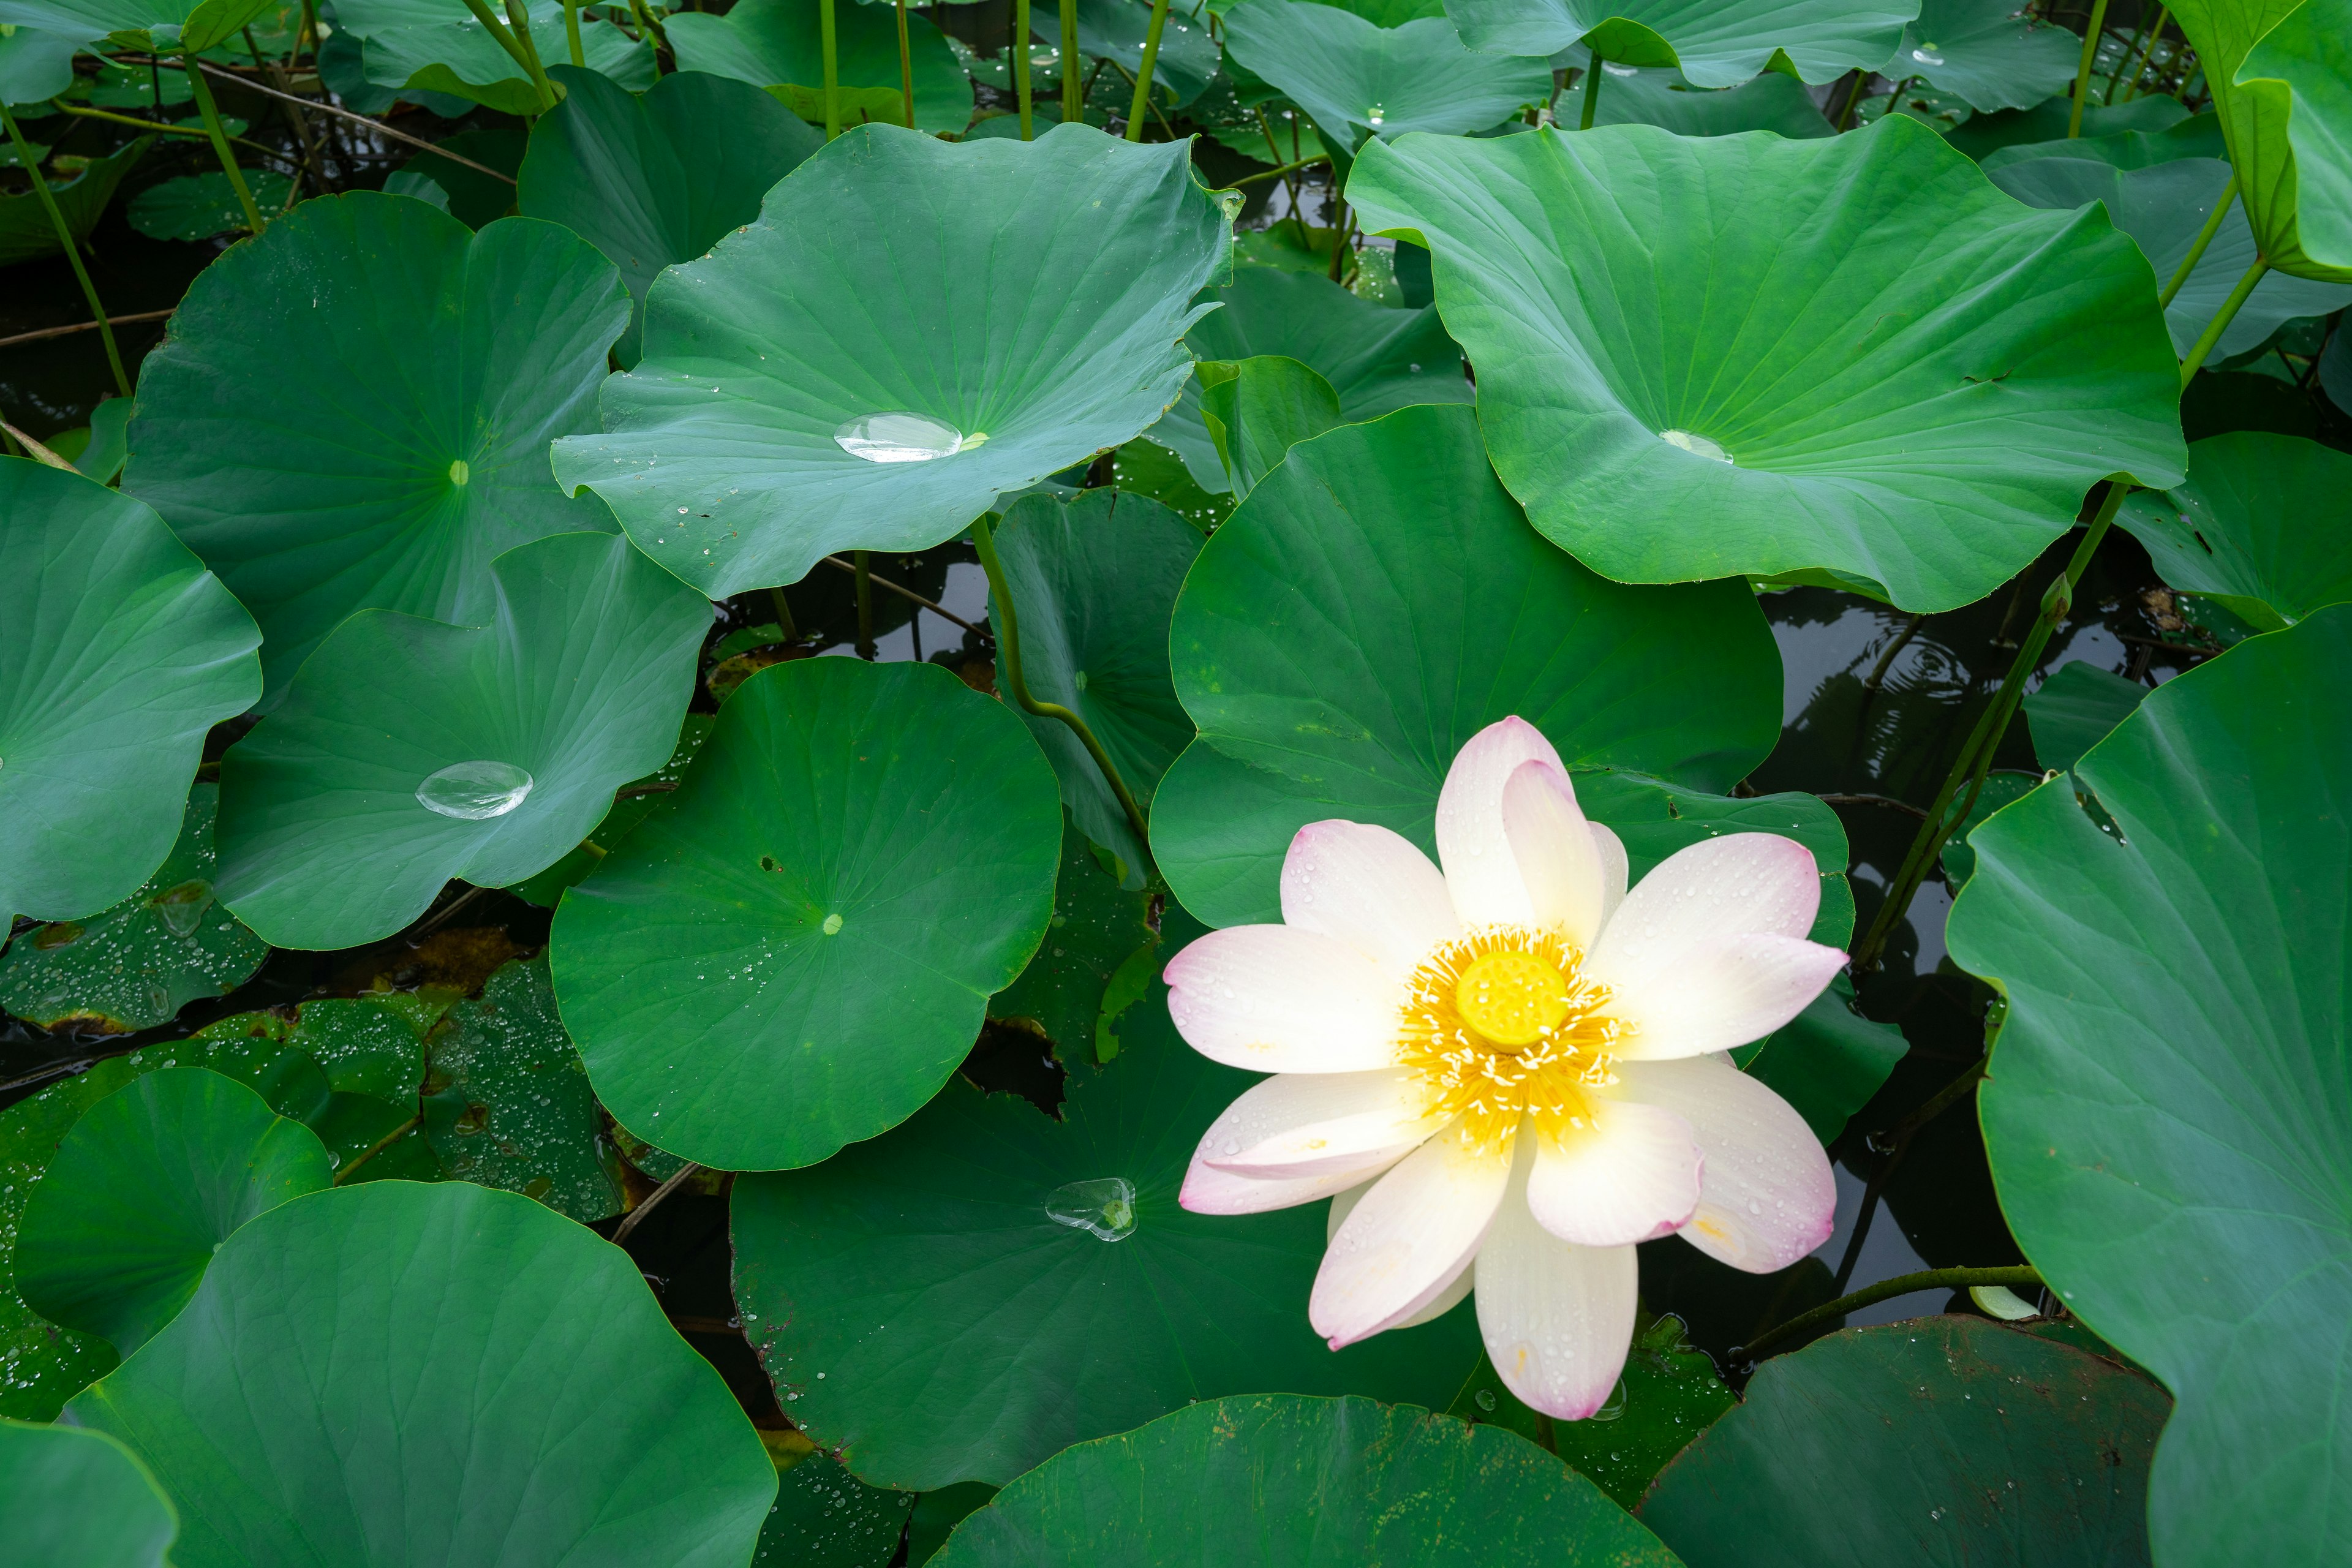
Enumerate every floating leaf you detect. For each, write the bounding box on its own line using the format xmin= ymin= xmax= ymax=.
xmin=334 ymin=0 xmax=652 ymax=115
xmin=1347 ymin=118 xmax=2187 ymax=611
xmin=1888 ymin=0 xmax=2080 ymax=113
xmin=2172 ymin=0 xmax=2352 ymax=283
xmin=1945 ymin=89 xmax=2187 ymax=160
xmin=1196 ymin=353 xmax=1344 ymax=496
xmin=1574 ymin=59 xmax=1834 ymax=137
xmin=126 ymin=192 xmax=630 ymax=698
xmin=551 ymin=124 xmax=1226 ymax=598
xmin=2022 ymin=661 xmax=2146 ymax=772
xmin=518 ymin=66 xmax=820 ymax=365
xmin=1221 ymin=0 xmax=1551 ymax=148
xmin=126 ymin=168 xmax=295 ymax=240
xmin=2118 ymin=432 xmax=2352 ymax=631
xmin=0 ymin=134 xmax=146 ymax=264
xmin=1946 ymin=605 xmax=2352 ymax=1566
xmin=1935 ymin=769 xmax=2038 ymax=889
xmin=666 ymin=0 xmax=971 ymax=135
xmin=505 ymin=712 xmax=717 ymax=907
xmin=386 ymin=126 xmax=526 ymax=228
xmin=0 ymin=461 xmax=262 ymax=923
xmin=1738 ymin=974 xmax=1908 ymax=1144
xmin=17 ymin=1068 xmax=334 ymax=1357
xmin=70 ymin=1181 xmax=775 ymax=1567
xmin=990 ymin=813 xmax=1159 ymax=1060
xmin=0 ymin=785 xmax=267 ymax=1034
xmin=929 ymin=1393 xmax=1678 ymax=1564
xmin=552 ymin=657 xmax=1061 ymax=1171
xmin=757 ymin=1438 xmax=914 ymax=1568
xmin=1976 ymin=112 xmax=2227 ymax=173
xmin=1186 ymin=265 xmax=1471 ymax=421
xmin=1641 ymin=1318 xmax=2168 ymax=1565
xmin=1442 ymin=0 xmax=1915 ymax=86
xmin=213 ymin=530 xmax=706 ymax=950
xmin=0 ymin=1419 xmax=178 ymax=1568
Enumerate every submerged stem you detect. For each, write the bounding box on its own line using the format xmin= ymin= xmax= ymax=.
xmin=2067 ymin=0 xmax=2111 ymax=138
xmin=1 ymin=101 xmax=131 ymax=397
xmin=183 ymin=56 xmax=268 ymax=234
xmin=1125 ymin=0 xmax=1172 ymax=141
xmin=2178 ymin=254 xmax=2269 ymax=385
xmin=2159 ymin=174 xmax=2234 ymax=309
xmin=1743 ymin=1266 xmax=2044 ymax=1361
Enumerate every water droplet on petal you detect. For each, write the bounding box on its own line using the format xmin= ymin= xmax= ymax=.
xmin=417 ymin=760 xmax=534 ymax=820
xmin=834 ymin=412 xmax=968 ymax=463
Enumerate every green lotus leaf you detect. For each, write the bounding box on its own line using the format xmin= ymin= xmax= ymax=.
xmin=0 ymin=461 xmax=262 ymax=924
xmin=17 ymin=1068 xmax=333 ymax=1357
xmin=126 ymin=168 xmax=295 ymax=240
xmin=506 ymin=712 xmax=716 ymax=907
xmin=1988 ymin=157 xmax=2352 ymax=356
xmin=665 ymin=0 xmax=971 ymax=135
xmin=1887 ymin=0 xmax=2079 ymax=112
xmin=1978 ymin=113 xmax=2229 ymax=173
xmin=1348 ymin=118 xmax=2187 ymax=611
xmin=1442 ymin=0 xmax=1916 ymax=86
xmin=0 ymin=22 xmax=82 ymax=102
xmin=1187 ymin=265 xmax=1470 ymax=420
xmin=1640 ymin=1318 xmax=2169 ymax=1564
xmin=1221 ymin=0 xmax=1552 ymax=148
xmin=70 ymin=1180 xmax=775 ymax=1568
xmin=420 ymin=956 xmax=624 ymax=1222
xmin=0 ymin=0 xmax=268 ymax=53
xmin=550 ymin=123 xmax=1226 ymax=598
xmin=2169 ymin=0 xmax=2352 ymax=283
xmin=1058 ymin=0 xmax=1220 ymax=110
xmin=729 ymin=951 xmax=1487 ymax=1490
xmin=384 ymin=125 xmax=526 ymax=227
xmin=2022 ymin=660 xmax=2146 ymax=771
xmin=1935 ymin=768 xmax=2038 ymax=888
xmin=518 ymin=66 xmax=821 ymax=366
xmin=212 ymin=530 xmax=706 ymax=950
xmin=1739 ymin=974 xmax=1907 ymax=1142
xmin=2117 ymin=432 xmax=2352 ymax=636
xmin=1148 ymin=404 xmax=1795 ymax=926
xmin=1570 ymin=58 xmax=1834 ymax=136
xmin=62 ymin=395 xmax=132 ymax=486
xmin=991 ymin=488 xmax=1200 ymax=874
xmin=988 ymin=814 xmax=1161 ymax=1058
xmin=929 ymin=1394 xmax=1677 ymax=1564
xmin=1197 ymin=353 xmax=1344 ymax=495
xmin=126 ymin=192 xmax=630 ymax=699
xmin=0 ymin=134 xmax=149 ymax=265
xmin=1945 ymin=605 xmax=2352 ymax=1566
xmin=334 ymin=0 xmax=651 ymax=116
xmin=0 ymin=785 xmax=266 ymax=1033
xmin=551 ymin=657 xmax=1062 ymax=1171
xmin=760 ymin=1446 xmax=914 ymax=1567
xmin=179 ymin=1001 xmax=442 ymax=1177
xmin=1945 ymin=88 xmax=2186 ymax=159
xmin=0 ymin=1419 xmax=178 ymax=1568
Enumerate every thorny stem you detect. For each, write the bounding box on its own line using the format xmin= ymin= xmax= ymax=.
xmin=2066 ymin=0 xmax=2110 ymax=138
xmin=1741 ymin=1267 xmax=2044 ymax=1361
xmin=2159 ymin=174 xmax=2234 ymax=309
xmin=1125 ymin=0 xmax=1173 ymax=141
xmin=970 ymin=514 xmax=1155 ymax=855
xmin=168 ymin=60 xmax=519 ymax=181
xmin=1218 ymin=153 xmax=1330 ymax=189
xmin=820 ymin=554 xmax=978 ymax=631
xmin=2106 ymin=1 xmax=2164 ymax=99
xmin=183 ymin=56 xmax=268 ymax=233
xmin=1 ymin=101 xmax=132 ymax=397
xmin=1861 ymin=612 xmax=1925 ymax=693
xmin=2177 ymin=255 xmax=2269 ymax=385
xmin=2119 ymin=3 xmax=2169 ymax=99
xmin=502 ymin=0 xmax=559 ymax=110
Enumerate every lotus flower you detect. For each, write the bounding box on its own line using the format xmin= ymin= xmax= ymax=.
xmin=1166 ymin=718 xmax=1846 ymax=1418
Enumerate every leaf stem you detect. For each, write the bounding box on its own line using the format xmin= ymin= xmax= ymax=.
xmin=821 ymin=0 xmax=842 ymax=136
xmin=1741 ymin=1266 xmax=2044 ymax=1361
xmin=455 ymin=0 xmax=548 ymax=98
xmin=562 ymin=0 xmax=586 ymax=66
xmin=2067 ymin=0 xmax=2110 ymax=138
xmin=970 ymin=513 xmax=1154 ymax=855
xmin=335 ymin=1114 xmax=422 ymax=1183
xmin=182 ymin=55 xmax=268 ymax=233
xmin=1216 ymin=152 xmax=1330 ymax=189
xmin=897 ymin=0 xmax=916 ymax=127
xmin=768 ymin=585 xmax=801 ymax=643
xmin=2158 ymin=173 xmax=2234 ymax=309
xmin=501 ymin=0 xmax=559 ymax=110
xmin=2177 ymin=254 xmax=2268 ymax=385
xmin=1014 ymin=0 xmax=1033 ymax=137
xmin=1061 ymin=0 xmax=1079 ymax=121
xmin=1578 ymin=58 xmax=1602 ymax=129
xmin=853 ymin=548 xmax=875 ymax=658
xmin=1 ymin=101 xmax=132 ymax=396
xmin=1125 ymin=0 xmax=1172 ymax=141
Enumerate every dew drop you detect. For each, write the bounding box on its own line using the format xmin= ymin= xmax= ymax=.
xmin=1912 ymin=45 xmax=1945 ymax=64
xmin=1659 ymin=428 xmax=1733 ymax=464
xmin=417 ymin=760 xmax=535 ymax=820
xmin=1365 ymin=102 xmax=1385 ymax=129
xmin=148 ymin=880 xmax=214 ymax=938
xmin=1046 ymin=1175 xmax=1137 ymax=1241
xmin=833 ymin=412 xmax=969 ymax=463
xmin=1474 ymin=1389 xmax=1498 ymax=1412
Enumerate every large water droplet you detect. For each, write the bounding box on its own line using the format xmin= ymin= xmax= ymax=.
xmin=834 ymin=412 xmax=969 ymax=463
xmin=417 ymin=760 xmax=535 ymax=820
xmin=1046 ymin=1175 xmax=1137 ymax=1241
xmin=148 ymin=879 xmax=214 ymax=938
xmin=1911 ymin=45 xmax=1945 ymax=64
xmin=1603 ymin=61 xmax=1638 ymax=77
xmin=1365 ymin=102 xmax=1385 ymax=129
xmin=1660 ymin=428 xmax=1733 ymax=464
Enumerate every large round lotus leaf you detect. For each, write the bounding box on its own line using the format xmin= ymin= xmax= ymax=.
xmin=1988 ymin=156 xmax=2352 ymax=358
xmin=2172 ymin=0 xmax=2351 ymax=283
xmin=550 ymin=124 xmax=1226 ymax=600
xmin=2119 ymin=432 xmax=2352 ymax=632
xmin=1640 ymin=1319 xmax=2169 ymax=1566
xmin=1441 ymin=0 xmax=1915 ymax=86
xmin=551 ymin=657 xmax=1062 ymax=1171
xmin=991 ymin=489 xmax=1200 ymax=877
xmin=1346 ymin=118 xmax=2187 ymax=612
xmin=0 ymin=459 xmax=262 ymax=924
xmin=1889 ymin=0 xmax=2079 ymax=111
xmin=1149 ymin=403 xmax=1801 ymax=926
xmin=0 ymin=0 xmax=269 ymax=51
xmin=930 ymin=1395 xmax=1678 ymax=1566
xmin=125 ymin=192 xmax=630 ymax=699
xmin=729 ymin=951 xmax=1485 ymax=1490
xmin=1575 ymin=59 xmax=1834 ymax=136
xmin=1221 ymin=0 xmax=1552 ymax=148
xmin=518 ymin=66 xmax=820 ymax=366
xmin=0 ymin=1419 xmax=178 ymax=1568
xmin=1945 ymin=605 xmax=2352 ymax=1567
xmin=69 ymin=1180 xmax=775 ymax=1568
xmin=210 ymin=530 xmax=704 ymax=949
xmin=334 ymin=0 xmax=652 ymax=116
xmin=1187 ymin=266 xmax=1469 ymax=420
xmin=17 ymin=1068 xmax=333 ymax=1357
xmin=665 ymin=0 xmax=971 ymax=136
xmin=0 ymin=21 xmax=80 ymax=102
xmin=0 ymin=783 xmax=266 ymax=1033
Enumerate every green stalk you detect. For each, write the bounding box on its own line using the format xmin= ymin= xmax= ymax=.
xmin=2158 ymin=173 xmax=2234 ymax=309
xmin=335 ymin=1114 xmax=422 ymax=1183
xmin=896 ymin=0 xmax=915 ymax=127
xmin=1124 ymin=0 xmax=1172 ymax=141
xmin=767 ymin=586 xmax=800 ymax=644
xmin=2178 ymin=255 xmax=2269 ymax=384
xmin=183 ymin=59 xmax=268 ymax=234
xmin=1578 ymin=57 xmax=1603 ymax=128
xmin=1015 ymin=0 xmax=1033 ymax=138
xmin=853 ymin=548 xmax=874 ymax=657
xmin=1061 ymin=0 xmax=1079 ymax=121
xmin=2106 ymin=1 xmax=2162 ymax=99
xmin=1852 ymin=480 xmax=2130 ymax=973
xmin=2120 ymin=3 xmax=2168 ymax=99
xmin=1742 ymin=1267 xmax=2044 ymax=1362
xmin=2067 ymin=0 xmax=2111 ymax=137
xmin=821 ymin=0 xmax=842 ymax=137
xmin=502 ymin=0 xmax=559 ymax=109
xmin=562 ymin=0 xmax=585 ymax=66
xmin=971 ymin=514 xmax=1153 ymax=854
xmin=456 ymin=0 xmax=549 ymax=90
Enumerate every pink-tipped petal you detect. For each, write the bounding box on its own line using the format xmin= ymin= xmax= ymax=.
xmin=1618 ymin=1055 xmax=1835 ymax=1273
xmin=1525 ymin=1098 xmax=1702 ymax=1247
xmin=1181 ymin=1161 xmax=1386 ymax=1216
xmin=1476 ymin=1140 xmax=1639 ymax=1420
xmin=1605 ymin=932 xmax=1849 ymax=1061
xmin=1204 ymin=1069 xmax=1444 ymax=1180
xmin=1501 ymin=761 xmax=1605 ymax=948
xmin=1281 ymin=820 xmax=1460 ymax=976
xmin=1310 ymin=1132 xmax=1510 ymax=1348
xmin=1591 ymin=821 xmax=1629 ymax=929
xmin=1330 ymin=1183 xmax=1476 ymax=1331
xmin=1434 ymin=717 xmax=1568 ymax=929
xmin=1164 ymin=925 xmax=1403 ymax=1073
xmin=1589 ymin=833 xmax=1825 ymax=986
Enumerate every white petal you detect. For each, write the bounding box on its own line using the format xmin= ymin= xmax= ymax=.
xmin=1181 ymin=1161 xmax=1386 ymax=1216
xmin=1201 ymin=1069 xmax=1445 ymax=1180
xmin=1618 ymin=1055 xmax=1835 ymax=1273
xmin=1501 ymin=760 xmax=1605 ymax=948
xmin=1476 ymin=1139 xmax=1639 ymax=1420
xmin=1606 ymin=933 xmax=1849 ymax=1061
xmin=1164 ymin=925 xmax=1403 ymax=1072
xmin=1525 ymin=1097 xmax=1702 ymax=1247
xmin=1434 ymin=717 xmax=1567 ymax=929
xmin=1591 ymin=821 xmax=1629 ymax=930
xmin=1281 ymin=820 xmax=1460 ymax=976
xmin=1589 ymin=832 xmax=1825 ymax=984
xmin=1310 ymin=1131 xmax=1510 ymax=1348
xmin=1330 ymin=1182 xmax=1476 ymax=1330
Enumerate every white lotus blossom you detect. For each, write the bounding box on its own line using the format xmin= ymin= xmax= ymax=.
xmin=1166 ymin=717 xmax=1845 ymax=1418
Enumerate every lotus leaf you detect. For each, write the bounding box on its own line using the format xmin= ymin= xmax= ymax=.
xmin=1196 ymin=353 xmax=1344 ymax=494
xmin=1573 ymin=59 xmax=1834 ymax=137
xmin=1442 ymin=0 xmax=1917 ymax=86
xmin=1887 ymin=0 xmax=2080 ymax=113
xmin=2022 ymin=661 xmax=2146 ymax=773
xmin=126 ymin=168 xmax=295 ymax=240
xmin=1221 ymin=0 xmax=1551 ymax=148
xmin=333 ymin=0 xmax=652 ymax=115
xmin=0 ymin=134 xmax=148 ymax=270
xmin=0 ymin=0 xmax=269 ymax=53
xmin=1186 ymin=265 xmax=1470 ymax=420
xmin=1052 ymin=0 xmax=1219 ymax=110
xmin=2119 ymin=432 xmax=2352 ymax=631
xmin=0 ymin=22 xmax=80 ymax=103
xmin=665 ymin=0 xmax=971 ymax=135
xmin=0 ymin=1419 xmax=178 ymax=1568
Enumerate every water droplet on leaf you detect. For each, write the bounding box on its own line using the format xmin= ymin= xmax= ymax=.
xmin=834 ymin=412 xmax=968 ymax=463
xmin=417 ymin=760 xmax=535 ymax=820
xmin=1046 ymin=1175 xmax=1137 ymax=1240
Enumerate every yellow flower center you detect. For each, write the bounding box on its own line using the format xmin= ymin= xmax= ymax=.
xmin=1400 ymin=926 xmax=1630 ymax=1156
